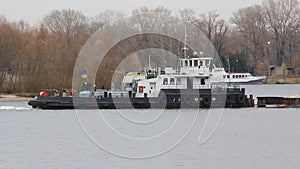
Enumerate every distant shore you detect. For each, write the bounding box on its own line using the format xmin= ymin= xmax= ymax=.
xmin=265 ymin=77 xmax=300 ymax=84
xmin=0 ymin=94 xmax=33 ymax=101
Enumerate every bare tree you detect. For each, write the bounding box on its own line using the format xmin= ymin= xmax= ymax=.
xmin=42 ymin=9 xmax=89 ymax=88
xmin=43 ymin=9 xmax=88 ymax=44
xmin=231 ymin=5 xmax=268 ymax=74
xmin=88 ymin=10 xmax=124 ymax=35
xmin=179 ymin=10 xmax=229 ymax=59
xmin=263 ymin=0 xmax=300 ymax=66
xmin=178 ymin=8 xmax=196 ymax=23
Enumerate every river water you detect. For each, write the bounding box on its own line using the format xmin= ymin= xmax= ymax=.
xmin=0 ymin=84 xmax=300 ymax=169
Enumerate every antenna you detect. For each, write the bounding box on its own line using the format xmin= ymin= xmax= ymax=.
xmin=184 ymin=28 xmax=187 ymax=59
xmin=148 ymin=54 xmax=151 ymax=68
xmin=227 ymin=58 xmax=230 ymax=73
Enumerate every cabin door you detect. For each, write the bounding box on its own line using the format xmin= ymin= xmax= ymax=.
xmin=187 ymin=77 xmax=193 ymax=89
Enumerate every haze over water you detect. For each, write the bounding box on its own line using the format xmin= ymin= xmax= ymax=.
xmin=0 ymin=84 xmax=300 ymax=169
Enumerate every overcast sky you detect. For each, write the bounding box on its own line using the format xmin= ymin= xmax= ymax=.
xmin=0 ymin=0 xmax=264 ymax=24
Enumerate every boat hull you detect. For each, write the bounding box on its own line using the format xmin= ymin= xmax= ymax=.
xmin=28 ymin=88 xmax=252 ymax=109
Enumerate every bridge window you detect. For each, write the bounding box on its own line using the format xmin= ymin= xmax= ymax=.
xmin=205 ymin=60 xmax=210 ymax=66
xmin=170 ymin=78 xmax=175 ymax=85
xmin=194 ymin=60 xmax=198 ymax=67
xmin=163 ymin=78 xmax=168 ymax=85
xmin=185 ymin=60 xmax=188 ymax=67
xmin=189 ymin=60 xmax=193 ymax=67
xmin=176 ymin=78 xmax=181 ymax=85
xmin=201 ymin=78 xmax=206 ymax=85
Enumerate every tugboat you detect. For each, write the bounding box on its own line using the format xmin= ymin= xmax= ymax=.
xmin=28 ymin=54 xmax=253 ymax=109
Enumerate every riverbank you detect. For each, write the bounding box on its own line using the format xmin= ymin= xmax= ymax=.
xmin=265 ymin=77 xmax=300 ymax=84
xmin=0 ymin=94 xmax=33 ymax=101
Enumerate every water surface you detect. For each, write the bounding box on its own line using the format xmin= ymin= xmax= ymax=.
xmin=0 ymin=85 xmax=300 ymax=169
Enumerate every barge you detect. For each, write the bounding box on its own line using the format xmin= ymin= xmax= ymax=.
xmin=257 ymin=94 xmax=300 ymax=108
xmin=28 ymin=56 xmax=254 ymax=109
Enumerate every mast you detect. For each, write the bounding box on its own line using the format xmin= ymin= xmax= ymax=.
xmin=184 ymin=28 xmax=187 ymax=59
xmin=148 ymin=54 xmax=151 ymax=68
xmin=227 ymin=58 xmax=231 ymax=73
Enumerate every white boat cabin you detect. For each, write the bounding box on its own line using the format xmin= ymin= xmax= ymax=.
xmin=211 ymin=67 xmax=266 ymax=84
xmin=121 ymin=57 xmax=213 ymax=98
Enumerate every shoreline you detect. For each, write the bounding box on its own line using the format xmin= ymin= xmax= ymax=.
xmin=265 ymin=77 xmax=300 ymax=84
xmin=0 ymin=94 xmax=33 ymax=101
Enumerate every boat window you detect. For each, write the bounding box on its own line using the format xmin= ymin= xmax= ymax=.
xmin=242 ymin=75 xmax=244 ymax=78
xmin=185 ymin=60 xmax=188 ymax=67
xmin=201 ymin=78 xmax=205 ymax=85
xmin=194 ymin=60 xmax=198 ymax=67
xmin=239 ymin=75 xmax=242 ymax=78
xmin=245 ymin=75 xmax=247 ymax=77
xmin=205 ymin=60 xmax=210 ymax=67
xmin=170 ymin=78 xmax=175 ymax=85
xmin=200 ymin=61 xmax=203 ymax=66
xmin=223 ymin=75 xmax=226 ymax=79
xmin=189 ymin=60 xmax=193 ymax=67
xmin=176 ymin=78 xmax=181 ymax=85
xmin=227 ymin=75 xmax=230 ymax=78
xmin=163 ymin=78 xmax=168 ymax=85
xmin=233 ymin=75 xmax=235 ymax=78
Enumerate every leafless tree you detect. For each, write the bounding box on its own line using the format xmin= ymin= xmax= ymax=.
xmin=88 ymin=10 xmax=124 ymax=35
xmin=42 ymin=9 xmax=89 ymax=88
xmin=231 ymin=5 xmax=268 ymax=74
xmin=179 ymin=10 xmax=229 ymax=59
xmin=263 ymin=0 xmax=300 ymax=66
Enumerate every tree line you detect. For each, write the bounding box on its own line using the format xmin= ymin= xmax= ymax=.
xmin=0 ymin=0 xmax=299 ymax=93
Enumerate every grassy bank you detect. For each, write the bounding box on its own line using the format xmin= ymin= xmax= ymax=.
xmin=0 ymin=93 xmax=35 ymax=101
xmin=15 ymin=92 xmax=37 ymax=98
xmin=266 ymin=77 xmax=300 ymax=84
xmin=0 ymin=92 xmax=36 ymax=99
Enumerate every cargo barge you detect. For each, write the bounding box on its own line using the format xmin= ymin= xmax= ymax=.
xmin=257 ymin=94 xmax=300 ymax=108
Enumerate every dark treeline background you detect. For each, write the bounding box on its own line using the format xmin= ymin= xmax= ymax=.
xmin=0 ymin=0 xmax=300 ymax=93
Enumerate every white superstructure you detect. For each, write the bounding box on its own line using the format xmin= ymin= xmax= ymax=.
xmin=211 ymin=67 xmax=266 ymax=84
xmin=121 ymin=57 xmax=213 ymax=98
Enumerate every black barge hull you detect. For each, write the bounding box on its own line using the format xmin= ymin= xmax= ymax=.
xmin=28 ymin=88 xmax=253 ymax=109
